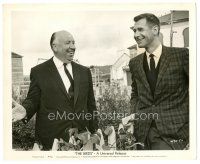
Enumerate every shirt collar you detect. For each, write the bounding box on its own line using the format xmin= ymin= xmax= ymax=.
xmin=146 ymin=44 xmax=162 ymax=59
xmin=53 ymin=56 xmax=64 ymax=69
xmin=53 ymin=56 xmax=72 ymax=69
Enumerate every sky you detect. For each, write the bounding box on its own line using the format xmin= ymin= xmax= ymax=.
xmin=11 ymin=7 xmax=170 ymax=75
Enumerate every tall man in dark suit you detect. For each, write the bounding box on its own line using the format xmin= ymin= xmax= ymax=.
xmin=129 ymin=13 xmax=189 ymax=150
xmin=12 ymin=30 xmax=98 ymax=150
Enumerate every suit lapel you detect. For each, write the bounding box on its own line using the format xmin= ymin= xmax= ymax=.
xmin=137 ymin=53 xmax=151 ymax=92
xmin=71 ymin=61 xmax=80 ymax=106
xmin=155 ymin=46 xmax=171 ymax=89
xmin=47 ymin=58 xmax=71 ymax=100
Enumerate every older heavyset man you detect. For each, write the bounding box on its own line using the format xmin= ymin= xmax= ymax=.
xmin=12 ymin=30 xmax=98 ymax=150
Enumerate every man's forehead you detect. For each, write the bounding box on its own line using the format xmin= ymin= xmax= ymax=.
xmin=134 ymin=18 xmax=147 ymax=27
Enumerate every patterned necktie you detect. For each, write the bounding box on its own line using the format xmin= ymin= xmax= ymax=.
xmin=63 ymin=63 xmax=74 ymax=99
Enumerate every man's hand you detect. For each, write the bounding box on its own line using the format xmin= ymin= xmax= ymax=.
xmin=12 ymin=99 xmax=26 ymax=122
xmin=122 ymin=114 xmax=135 ymax=125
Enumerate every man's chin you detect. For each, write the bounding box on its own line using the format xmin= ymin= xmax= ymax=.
xmin=137 ymin=44 xmax=145 ymax=48
xmin=67 ymin=58 xmax=74 ymax=62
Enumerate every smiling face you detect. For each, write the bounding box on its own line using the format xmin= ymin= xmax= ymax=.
xmin=133 ymin=18 xmax=158 ymax=49
xmin=52 ymin=31 xmax=76 ymax=63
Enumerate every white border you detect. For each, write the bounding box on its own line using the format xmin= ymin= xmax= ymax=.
xmin=1 ymin=1 xmax=198 ymax=161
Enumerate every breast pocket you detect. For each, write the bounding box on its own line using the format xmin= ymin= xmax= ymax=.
xmin=163 ymin=64 xmax=182 ymax=90
xmin=78 ymin=81 xmax=88 ymax=96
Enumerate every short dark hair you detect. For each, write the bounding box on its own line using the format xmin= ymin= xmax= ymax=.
xmin=134 ymin=13 xmax=160 ymax=34
xmin=50 ymin=32 xmax=56 ymax=50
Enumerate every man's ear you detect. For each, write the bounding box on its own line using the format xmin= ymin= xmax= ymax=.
xmin=152 ymin=25 xmax=159 ymax=35
xmin=52 ymin=44 xmax=57 ymax=52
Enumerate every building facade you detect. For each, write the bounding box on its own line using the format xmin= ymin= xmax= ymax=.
xmin=159 ymin=10 xmax=189 ymax=48
xmin=12 ymin=52 xmax=24 ymax=86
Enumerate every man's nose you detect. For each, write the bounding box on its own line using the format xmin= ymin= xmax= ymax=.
xmin=70 ymin=43 xmax=75 ymax=49
xmin=134 ymin=30 xmax=140 ymax=38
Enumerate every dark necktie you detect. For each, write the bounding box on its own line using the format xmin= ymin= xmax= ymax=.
xmin=63 ymin=63 xmax=74 ymax=99
xmin=149 ymin=54 xmax=156 ymax=71
xmin=149 ymin=54 xmax=156 ymax=95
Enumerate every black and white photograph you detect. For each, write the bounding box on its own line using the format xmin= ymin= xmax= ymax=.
xmin=3 ymin=2 xmax=196 ymax=160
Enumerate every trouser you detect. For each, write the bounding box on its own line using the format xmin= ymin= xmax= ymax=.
xmin=145 ymin=121 xmax=173 ymax=150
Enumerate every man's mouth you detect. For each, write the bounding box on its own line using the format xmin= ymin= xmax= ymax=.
xmin=135 ymin=37 xmax=145 ymax=44
xmin=67 ymin=51 xmax=75 ymax=55
xmin=136 ymin=39 xmax=143 ymax=44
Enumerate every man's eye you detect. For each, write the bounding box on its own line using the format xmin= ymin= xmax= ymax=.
xmin=138 ymin=28 xmax=143 ymax=31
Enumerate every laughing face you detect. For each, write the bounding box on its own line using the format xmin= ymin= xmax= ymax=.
xmin=52 ymin=31 xmax=76 ymax=63
xmin=133 ymin=18 xmax=156 ymax=49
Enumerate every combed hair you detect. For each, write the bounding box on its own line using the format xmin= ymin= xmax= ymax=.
xmin=134 ymin=13 xmax=160 ymax=34
xmin=50 ymin=32 xmax=56 ymax=50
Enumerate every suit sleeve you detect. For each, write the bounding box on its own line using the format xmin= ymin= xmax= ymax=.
xmin=182 ymin=48 xmax=189 ymax=78
xmin=22 ymin=68 xmax=41 ymax=122
xmin=129 ymin=60 xmax=140 ymax=113
xmin=87 ymin=68 xmax=98 ymax=133
xmin=129 ymin=59 xmax=141 ymax=141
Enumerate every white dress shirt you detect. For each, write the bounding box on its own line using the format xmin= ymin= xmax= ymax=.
xmin=146 ymin=44 xmax=162 ymax=69
xmin=53 ymin=56 xmax=73 ymax=92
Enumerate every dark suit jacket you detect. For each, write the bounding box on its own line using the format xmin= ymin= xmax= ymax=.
xmin=22 ymin=58 xmax=98 ymax=149
xmin=129 ymin=46 xmax=189 ymax=149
